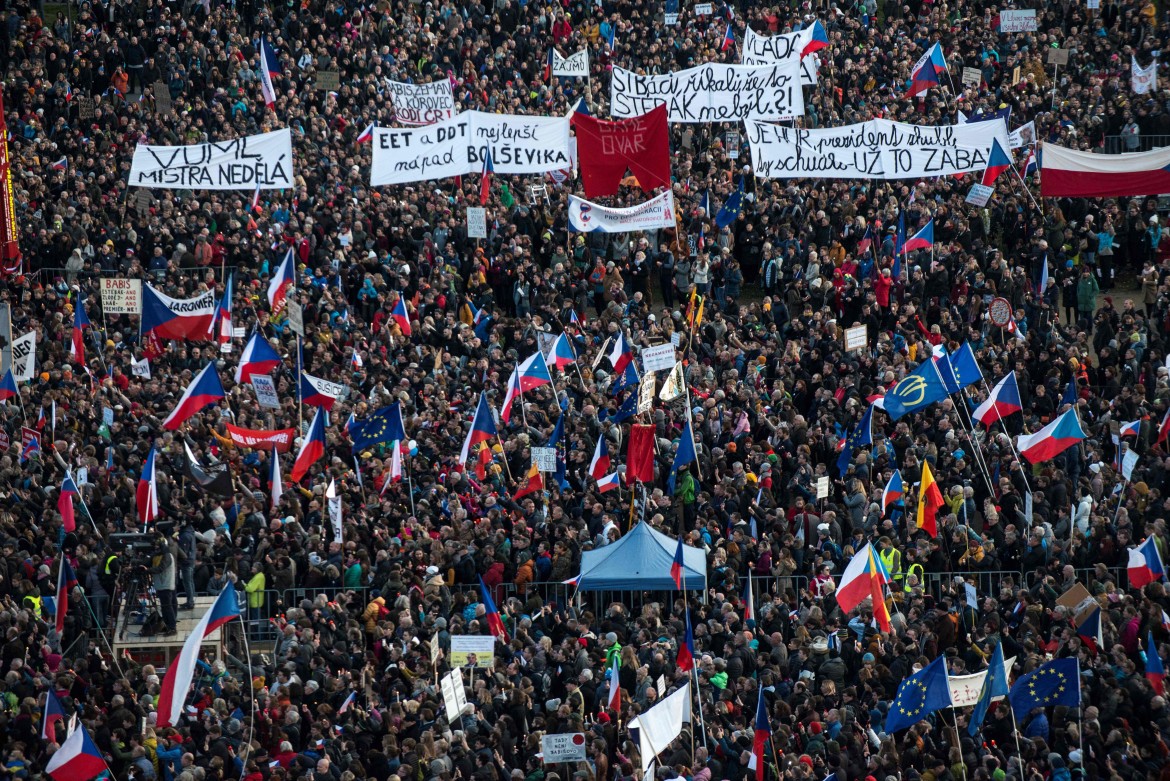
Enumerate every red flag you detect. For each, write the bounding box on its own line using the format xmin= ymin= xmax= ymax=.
xmin=626 ymin=424 xmax=656 ymax=483
xmin=570 ymin=105 xmax=672 ymax=198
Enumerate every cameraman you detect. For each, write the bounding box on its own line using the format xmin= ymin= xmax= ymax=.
xmin=151 ymin=530 xmax=179 ymax=636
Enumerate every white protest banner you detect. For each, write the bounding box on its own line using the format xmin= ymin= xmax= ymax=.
xmin=251 ymin=375 xmax=281 ymax=409
xmin=531 ymin=446 xmax=558 ymax=472
xmin=129 ymin=128 xmax=293 ymax=190
xmin=966 ymin=183 xmax=994 ymax=207
xmin=286 ymin=300 xmax=304 ymax=337
xmin=11 ymin=331 xmax=35 ymax=382
xmin=430 ymin=634 xmax=441 ymax=664
xmin=450 ymin=635 xmax=496 ymax=668
xmin=131 ymin=357 xmax=151 ymax=379
xmin=371 ymin=111 xmax=572 ymax=186
xmin=553 ymin=50 xmax=590 ymax=78
xmin=1133 ymin=57 xmax=1158 ymax=95
xmin=816 ymin=476 xmax=830 ymax=499
xmin=541 ymin=734 xmax=588 ymax=763
xmin=466 ymin=207 xmax=488 ymax=239
xmin=638 ymin=376 xmax=656 ymax=413
xmin=326 ymin=478 xmax=343 ymax=543
xmin=440 ymin=670 xmax=468 ymax=722
xmin=641 ymin=343 xmax=677 ymax=372
xmin=100 ymin=278 xmax=142 ymax=314
xmin=694 ymin=2 xmax=712 ymax=13
xmin=741 ymin=27 xmax=820 ymax=86
xmin=962 ymin=67 xmax=982 ymax=87
xmin=844 ymin=325 xmax=867 ymax=352
xmin=948 ymin=656 xmax=1016 ymax=707
xmin=386 ymin=80 xmax=456 ymax=125
xmin=745 ymin=117 xmax=1010 ymax=180
xmin=1008 ymin=121 xmax=1035 ymax=150
xmin=999 ymin=9 xmax=1037 ymax=32
xmin=611 ymin=63 xmax=803 ymax=123
xmin=568 ymin=190 xmax=677 ymax=233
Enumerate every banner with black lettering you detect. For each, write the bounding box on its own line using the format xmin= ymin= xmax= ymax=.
xmin=386 ymin=80 xmax=456 ymax=125
xmin=742 ymin=27 xmax=819 ymax=86
xmin=553 ymin=50 xmax=590 ymax=78
xmin=128 ymin=128 xmax=293 ymax=190
xmin=370 ymin=111 xmax=572 ymax=186
xmin=568 ymin=191 xmax=677 ymax=233
xmin=610 ymin=63 xmax=803 ymax=123
xmin=744 ymin=118 xmax=1011 ymax=180
xmin=11 ymin=331 xmax=35 ymax=382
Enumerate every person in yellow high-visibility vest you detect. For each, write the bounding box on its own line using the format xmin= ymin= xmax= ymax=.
xmin=877 ymin=536 xmax=903 ymax=588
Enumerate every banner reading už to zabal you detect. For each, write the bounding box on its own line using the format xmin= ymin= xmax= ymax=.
xmin=128 ymin=128 xmax=294 ymax=190
xmin=370 ymin=111 xmax=572 ymax=186
xmin=385 ymin=79 xmax=456 ymax=125
xmin=568 ymin=190 xmax=677 ymax=233
xmin=744 ymin=117 xmax=1011 ymax=180
xmin=741 ymin=27 xmax=820 ymax=86
xmin=610 ymin=62 xmax=804 ymax=123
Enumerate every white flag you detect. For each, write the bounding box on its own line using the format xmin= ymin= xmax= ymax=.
xmin=326 ymin=478 xmax=343 ymax=542
xmin=11 ymin=331 xmax=35 ymax=382
xmin=659 ymin=362 xmax=685 ymax=401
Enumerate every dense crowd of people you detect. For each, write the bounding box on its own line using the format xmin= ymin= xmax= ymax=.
xmin=1 ymin=0 xmax=1170 ymax=779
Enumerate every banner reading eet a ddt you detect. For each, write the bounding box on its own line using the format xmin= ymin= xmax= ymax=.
xmin=128 ymin=128 xmax=294 ymax=190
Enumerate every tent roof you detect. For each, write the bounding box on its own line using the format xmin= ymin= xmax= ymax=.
xmin=576 ymin=522 xmax=707 ymax=592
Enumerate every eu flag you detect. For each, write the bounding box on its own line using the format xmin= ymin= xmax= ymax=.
xmin=715 ymin=178 xmax=745 ymax=229
xmin=609 ymin=392 xmax=639 ymax=424
xmin=882 ymin=360 xmax=949 ymax=421
xmin=1008 ymin=658 xmax=1080 ymax=715
xmin=968 ymin=641 xmax=1009 ymax=735
xmin=885 ymin=655 xmax=953 ymax=733
xmin=836 ymin=403 xmax=874 ymax=474
xmin=349 ymin=404 xmax=407 ymax=453
xmin=950 ymin=343 xmax=984 ymax=390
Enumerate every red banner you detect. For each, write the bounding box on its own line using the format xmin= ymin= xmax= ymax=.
xmin=225 ymin=423 xmax=297 ymax=452
xmin=571 ymin=104 xmax=671 ymax=199
xmin=626 ymin=424 xmax=656 ymax=483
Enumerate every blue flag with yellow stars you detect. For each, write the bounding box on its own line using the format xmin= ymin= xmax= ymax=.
xmin=836 ymin=403 xmax=874 ymax=475
xmin=349 ymin=404 xmax=407 ymax=453
xmin=885 ymin=655 xmax=953 ymax=733
xmin=881 ymin=359 xmax=949 ymax=421
xmin=1008 ymin=658 xmax=1080 ymax=715
xmin=968 ymin=641 xmax=1009 ymax=736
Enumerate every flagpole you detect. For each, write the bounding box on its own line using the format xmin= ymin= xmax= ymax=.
xmin=296 ymin=335 xmax=303 ymax=433
xmin=947 ymin=707 xmax=969 ymax=781
xmin=67 ymin=468 xmax=101 ymax=534
xmin=1007 ymin=700 xmax=1026 ymax=777
xmin=406 ymin=450 xmax=417 ymax=517
xmin=1076 ymin=658 xmax=1085 ymax=778
xmin=239 ymin=608 xmax=256 ymax=781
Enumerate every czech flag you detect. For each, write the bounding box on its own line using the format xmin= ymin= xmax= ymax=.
xmin=721 ymin=23 xmax=735 ymax=52
xmin=513 ymin=461 xmax=544 ymax=499
xmin=163 ymin=363 xmax=226 ymax=430
xmin=259 ymin=36 xmax=281 ymax=109
xmin=459 ymin=393 xmax=499 ymax=465
xmin=299 ymin=371 xmax=344 ymax=410
xmin=267 ymin=248 xmax=295 ymax=315
xmin=51 ymin=157 xmax=68 ymax=171
xmin=235 ymin=332 xmax=282 ymax=384
xmin=589 ymin=436 xmax=612 ymax=481
xmin=1128 ymin=535 xmax=1167 ymax=588
xmin=1017 ymin=407 xmax=1086 ymax=464
xmin=743 ymin=571 xmax=755 ymax=622
xmin=1020 ymin=146 xmax=1037 ymax=178
xmin=42 ymin=690 xmax=66 ymax=740
xmin=1075 ymin=606 xmax=1102 ymax=653
xmin=882 ymin=470 xmax=904 ymax=515
xmin=479 ymin=148 xmax=494 ymax=206
xmin=215 ymin=274 xmax=234 ymax=344
xmin=478 ymin=576 xmax=509 ymax=643
xmin=973 ymin=371 xmax=1023 ymax=427
xmin=607 ymin=330 xmax=634 ymax=375
xmin=157 ymin=587 xmax=240 ymax=727
xmin=502 ymin=352 xmax=553 ymax=423
xmin=0 ymin=367 xmax=17 ymax=403
xmin=54 ymin=555 xmax=78 ymax=634
xmin=290 ymin=407 xmax=327 ymax=483
xmin=597 ymin=472 xmax=621 ymax=492
xmin=671 ymin=536 xmax=685 ymax=589
xmin=981 ymin=138 xmax=1013 ymax=186
xmin=1148 ymin=632 xmax=1165 ymax=695
xmin=902 ymin=218 xmax=934 ymax=253
xmin=801 ymin=20 xmax=829 ymax=55
xmin=550 ymin=333 xmax=577 ymax=369
xmin=142 ymin=284 xmax=216 ymax=341
xmin=606 ymin=653 xmax=621 ymax=711
xmin=137 ymin=445 xmax=159 ymax=526
xmin=677 ymin=609 xmax=696 ymax=671
xmin=1120 ymin=419 xmax=1142 ymax=438
xmin=1158 ymin=407 xmax=1170 ymax=447
xmin=544 ymin=48 xmax=555 ymax=81
xmin=916 ymin=460 xmax=944 ymax=537
xmin=907 ymin=49 xmax=941 ymax=97
xmin=391 ymin=294 xmax=412 ymax=336
xmin=58 ymin=473 xmax=79 ymax=533
xmin=751 ymin=685 xmax=771 ymax=781
xmin=70 ymin=292 xmax=91 ymax=364
xmin=355 ymin=122 xmax=375 ymax=145
xmin=46 ymin=723 xmax=108 ymax=781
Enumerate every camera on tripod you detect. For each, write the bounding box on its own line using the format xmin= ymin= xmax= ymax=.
xmin=107 ymin=525 xmax=174 ymax=639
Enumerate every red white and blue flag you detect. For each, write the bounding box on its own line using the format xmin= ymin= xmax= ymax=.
xmin=973 ymin=371 xmax=1023 ymax=427
xmin=907 ymin=44 xmax=942 ymax=97
xmin=721 ymin=23 xmax=735 ymax=52
xmin=671 ymin=536 xmax=686 ymax=589
xmin=501 ymin=352 xmax=553 ymax=423
xmin=235 ymin=332 xmax=283 ymax=384
xmin=752 ymin=684 xmax=771 ymax=781
xmin=1017 ymin=407 xmax=1086 ymax=463
xmin=55 ymin=555 xmax=78 ymax=634
xmin=1147 ymin=631 xmax=1165 ymax=696
xmin=801 ymin=21 xmax=829 ymax=55
xmin=459 ymin=393 xmax=499 ymax=465
xmin=550 ymin=332 xmax=577 ymax=369
xmin=902 ymin=218 xmax=934 ymax=253
xmin=267 ymin=248 xmax=295 ymax=315
xmin=215 ymin=274 xmax=234 ymax=345
xmin=0 ymin=367 xmax=17 ymax=404
xmin=677 ymin=609 xmax=695 ymax=671
xmin=981 ymin=138 xmax=1013 ymax=186
xmin=882 ymin=469 xmax=904 ymax=515
xmin=606 ymin=653 xmax=621 ymax=711
xmin=479 ymin=148 xmax=494 ymax=206
xmin=743 ymin=570 xmax=755 ymax=621
xmin=1120 ymin=419 xmax=1142 ymax=438
xmin=290 ymin=407 xmax=327 ymax=483
xmin=607 ymin=331 xmax=634 ymax=374
xmin=391 ymin=294 xmax=412 ymax=336
xmin=355 ymin=122 xmax=375 ymax=145
xmin=45 ymin=722 xmax=108 ymax=781
xmin=1075 ymin=605 xmax=1102 ymax=653
xmin=479 ymin=575 xmax=509 ymax=643
xmin=42 ymin=690 xmax=66 ymax=740
xmin=589 ymin=436 xmax=612 ymax=481
xmin=259 ymin=37 xmax=281 ymax=109
xmin=58 ymin=473 xmax=80 ymax=533
xmin=157 ymin=587 xmax=240 ymax=727
xmin=137 ymin=445 xmax=160 ymax=526
xmin=299 ymin=371 xmax=346 ymax=411
xmin=597 ymin=472 xmax=621 ymax=492
xmin=70 ymin=292 xmax=91 ymax=365
xmin=163 ymin=363 xmax=226 ymax=430
xmin=1128 ymin=535 xmax=1167 ymax=588
xmin=142 ymin=285 xmax=216 ymax=341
